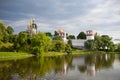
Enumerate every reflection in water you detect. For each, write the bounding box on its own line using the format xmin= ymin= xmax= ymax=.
xmin=87 ymin=64 xmax=95 ymax=76
xmin=0 ymin=54 xmax=120 ymax=80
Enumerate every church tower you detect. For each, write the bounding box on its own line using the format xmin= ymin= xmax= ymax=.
xmin=27 ymin=18 xmax=37 ymax=36
xmin=86 ymin=30 xmax=94 ymax=40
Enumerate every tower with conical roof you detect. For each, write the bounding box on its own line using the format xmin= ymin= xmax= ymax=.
xmin=27 ymin=18 xmax=37 ymax=36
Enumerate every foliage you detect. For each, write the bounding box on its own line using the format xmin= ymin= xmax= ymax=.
xmin=77 ymin=32 xmax=86 ymax=39
xmin=115 ymin=43 xmax=120 ymax=52
xmin=65 ymin=44 xmax=72 ymax=54
xmin=13 ymin=31 xmax=30 ymax=52
xmin=85 ymin=34 xmax=115 ymax=51
xmin=30 ymin=33 xmax=51 ymax=55
xmin=67 ymin=35 xmax=75 ymax=39
xmin=7 ymin=26 xmax=14 ymax=34
xmin=0 ymin=22 xmax=7 ymax=40
xmin=45 ymin=32 xmax=52 ymax=37
xmin=54 ymin=31 xmax=59 ymax=36
xmin=84 ymin=40 xmax=94 ymax=51
xmin=50 ymin=40 xmax=65 ymax=52
xmin=67 ymin=39 xmax=72 ymax=48
xmin=53 ymin=36 xmax=63 ymax=40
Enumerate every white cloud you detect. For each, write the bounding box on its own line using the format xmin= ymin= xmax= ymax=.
xmin=0 ymin=0 xmax=120 ymax=39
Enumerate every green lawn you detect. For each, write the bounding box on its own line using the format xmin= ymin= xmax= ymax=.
xmin=0 ymin=50 xmax=115 ymax=61
xmin=0 ymin=52 xmax=33 ymax=61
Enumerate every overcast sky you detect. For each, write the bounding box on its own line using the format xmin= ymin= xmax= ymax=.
xmin=0 ymin=0 xmax=120 ymax=39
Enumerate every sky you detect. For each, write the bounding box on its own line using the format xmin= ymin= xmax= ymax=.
xmin=0 ymin=0 xmax=120 ymax=40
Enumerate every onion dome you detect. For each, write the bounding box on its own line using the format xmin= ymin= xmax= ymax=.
xmin=58 ymin=28 xmax=64 ymax=33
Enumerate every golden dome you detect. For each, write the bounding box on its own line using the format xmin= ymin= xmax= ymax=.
xmin=58 ymin=28 xmax=64 ymax=33
xmin=29 ymin=21 xmax=33 ymax=27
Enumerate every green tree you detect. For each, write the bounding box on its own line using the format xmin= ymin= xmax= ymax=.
xmin=94 ymin=33 xmax=103 ymax=50
xmin=54 ymin=36 xmax=63 ymax=40
xmin=65 ymin=44 xmax=72 ymax=54
xmin=77 ymin=32 xmax=86 ymax=39
xmin=101 ymin=35 xmax=114 ymax=51
xmin=67 ymin=39 xmax=72 ymax=48
xmin=84 ymin=40 xmax=94 ymax=51
xmin=54 ymin=31 xmax=59 ymax=36
xmin=67 ymin=35 xmax=75 ymax=39
xmin=12 ymin=32 xmax=30 ymax=52
xmin=45 ymin=32 xmax=52 ymax=37
xmin=93 ymin=34 xmax=114 ymax=51
xmin=0 ymin=22 xmax=7 ymax=40
xmin=51 ymin=40 xmax=65 ymax=52
xmin=7 ymin=26 xmax=14 ymax=35
xmin=30 ymin=33 xmax=51 ymax=55
xmin=2 ymin=26 xmax=14 ymax=43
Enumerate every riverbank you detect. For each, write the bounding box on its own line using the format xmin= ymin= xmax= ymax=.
xmin=0 ymin=50 xmax=118 ymax=61
xmin=41 ymin=50 xmax=89 ymax=56
xmin=0 ymin=52 xmax=33 ymax=61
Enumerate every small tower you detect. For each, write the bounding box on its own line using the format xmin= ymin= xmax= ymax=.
xmin=58 ymin=28 xmax=67 ymax=41
xmin=27 ymin=18 xmax=37 ymax=36
xmin=86 ymin=30 xmax=94 ymax=40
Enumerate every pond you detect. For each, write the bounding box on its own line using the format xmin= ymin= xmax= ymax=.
xmin=0 ymin=53 xmax=120 ymax=80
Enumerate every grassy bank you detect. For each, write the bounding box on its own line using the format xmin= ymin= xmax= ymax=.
xmin=0 ymin=52 xmax=33 ymax=61
xmin=42 ymin=50 xmax=118 ymax=57
xmin=41 ymin=50 xmax=88 ymax=56
xmin=0 ymin=50 xmax=117 ymax=61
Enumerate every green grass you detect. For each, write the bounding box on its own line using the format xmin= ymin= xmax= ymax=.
xmin=41 ymin=50 xmax=88 ymax=56
xmin=41 ymin=52 xmax=67 ymax=56
xmin=0 ymin=52 xmax=33 ymax=61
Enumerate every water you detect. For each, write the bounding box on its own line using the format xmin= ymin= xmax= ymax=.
xmin=0 ymin=53 xmax=120 ymax=80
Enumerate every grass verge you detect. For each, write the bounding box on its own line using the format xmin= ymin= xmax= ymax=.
xmin=0 ymin=52 xmax=33 ymax=61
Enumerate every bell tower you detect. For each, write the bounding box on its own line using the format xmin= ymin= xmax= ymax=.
xmin=86 ymin=30 xmax=94 ymax=40
xmin=27 ymin=18 xmax=37 ymax=36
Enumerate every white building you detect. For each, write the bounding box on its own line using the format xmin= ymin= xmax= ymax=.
xmin=27 ymin=18 xmax=37 ymax=36
xmin=71 ymin=30 xmax=94 ymax=49
xmin=86 ymin=30 xmax=94 ymax=40
xmin=71 ymin=39 xmax=86 ymax=49
xmin=57 ymin=28 xmax=67 ymax=42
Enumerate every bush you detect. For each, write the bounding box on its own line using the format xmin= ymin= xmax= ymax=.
xmin=50 ymin=40 xmax=65 ymax=52
xmin=30 ymin=33 xmax=51 ymax=55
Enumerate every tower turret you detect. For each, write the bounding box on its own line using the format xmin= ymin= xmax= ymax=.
xmin=86 ymin=30 xmax=94 ymax=40
xmin=27 ymin=18 xmax=37 ymax=36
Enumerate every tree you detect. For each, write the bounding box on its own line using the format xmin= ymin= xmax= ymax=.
xmin=99 ymin=35 xmax=114 ymax=51
xmin=12 ymin=31 xmax=30 ymax=52
xmin=45 ymin=32 xmax=52 ymax=37
xmin=116 ymin=43 xmax=120 ymax=52
xmin=77 ymin=32 xmax=86 ymax=39
xmin=30 ymin=33 xmax=51 ymax=55
xmin=0 ymin=22 xmax=7 ymax=40
xmin=50 ymin=40 xmax=65 ymax=52
xmin=92 ymin=34 xmax=114 ymax=51
xmin=7 ymin=26 xmax=14 ymax=35
xmin=84 ymin=40 xmax=94 ymax=51
xmin=65 ymin=44 xmax=72 ymax=54
xmin=67 ymin=35 xmax=75 ymax=39
xmin=67 ymin=39 xmax=72 ymax=48
xmin=54 ymin=31 xmax=59 ymax=36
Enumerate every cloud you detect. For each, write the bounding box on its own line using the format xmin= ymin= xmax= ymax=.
xmin=0 ymin=0 xmax=120 ymax=39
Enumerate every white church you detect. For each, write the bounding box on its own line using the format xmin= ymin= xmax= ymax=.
xmin=57 ymin=29 xmax=94 ymax=49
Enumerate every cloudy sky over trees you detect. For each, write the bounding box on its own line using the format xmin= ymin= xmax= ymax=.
xmin=0 ymin=0 xmax=120 ymax=39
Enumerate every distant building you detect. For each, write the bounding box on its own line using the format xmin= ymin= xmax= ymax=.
xmin=86 ymin=30 xmax=94 ymax=40
xmin=72 ymin=30 xmax=94 ymax=49
xmin=57 ymin=28 xmax=67 ymax=42
xmin=27 ymin=18 xmax=37 ymax=36
xmin=71 ymin=39 xmax=86 ymax=49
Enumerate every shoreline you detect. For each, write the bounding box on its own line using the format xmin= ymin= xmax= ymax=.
xmin=0 ymin=50 xmax=118 ymax=61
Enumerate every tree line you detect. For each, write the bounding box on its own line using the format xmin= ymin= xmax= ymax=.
xmin=0 ymin=22 xmax=72 ymax=55
xmin=0 ymin=21 xmax=120 ymax=55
